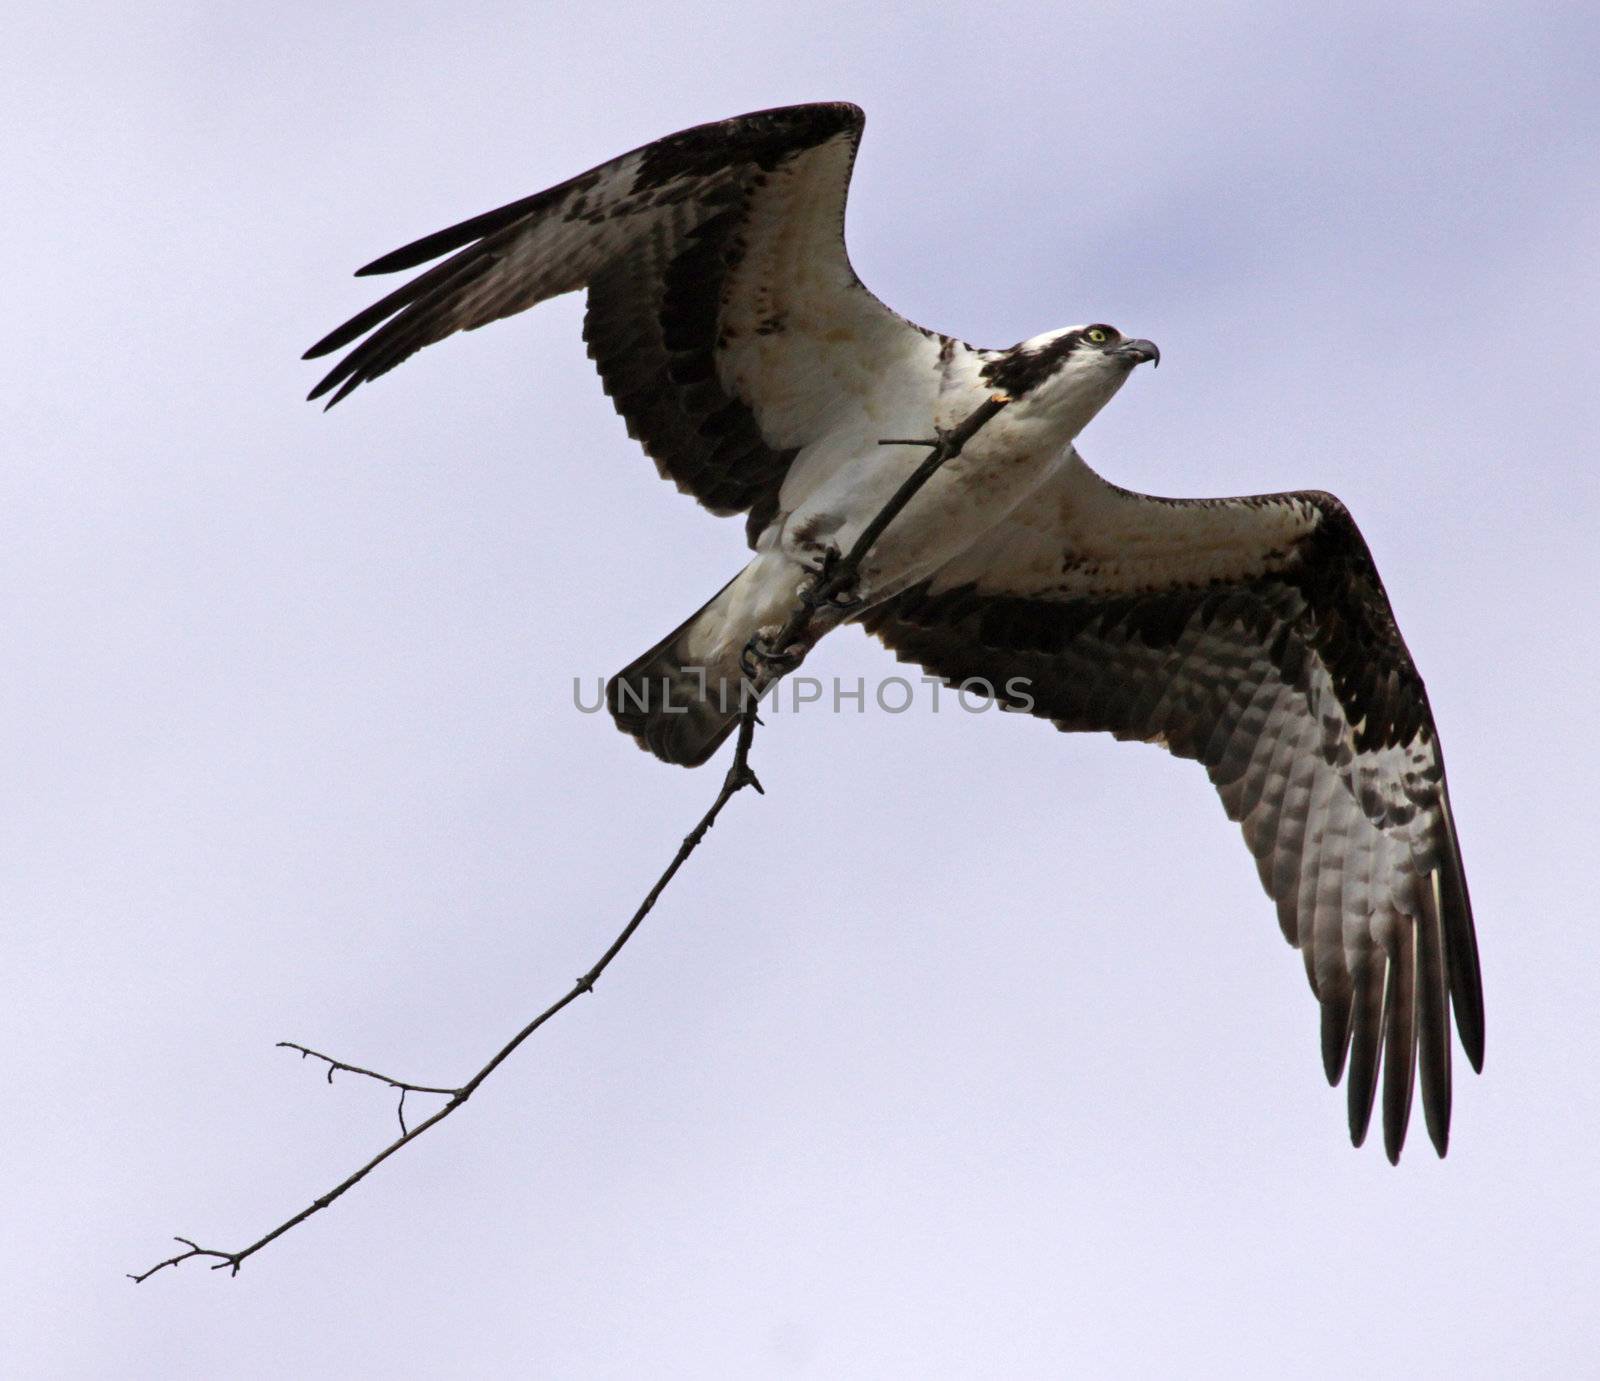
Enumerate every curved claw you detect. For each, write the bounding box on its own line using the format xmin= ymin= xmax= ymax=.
xmin=740 ymin=635 xmax=804 ymax=680
xmin=801 ymin=580 xmax=863 ymax=612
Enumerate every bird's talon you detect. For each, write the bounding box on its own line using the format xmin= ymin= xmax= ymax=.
xmin=796 ymin=544 xmax=863 ymax=611
xmin=740 ymin=633 xmax=804 ymax=679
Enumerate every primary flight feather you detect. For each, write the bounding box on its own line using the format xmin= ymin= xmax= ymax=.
xmin=305 ymin=101 xmax=1484 ymax=1163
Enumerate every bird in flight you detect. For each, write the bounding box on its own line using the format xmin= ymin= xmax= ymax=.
xmin=305 ymin=102 xmax=1483 ymax=1163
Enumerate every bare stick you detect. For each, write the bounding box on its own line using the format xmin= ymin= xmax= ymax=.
xmin=129 ymin=714 xmax=763 ymax=1283
xmin=277 ymin=1042 xmax=456 ymax=1096
xmin=130 ymin=394 xmax=1009 ymax=1283
xmin=277 ymin=1042 xmax=458 ymax=1136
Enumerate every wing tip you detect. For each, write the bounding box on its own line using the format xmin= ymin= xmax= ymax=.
xmin=1453 ymin=968 xmax=1486 ymax=1074
xmin=1320 ymin=997 xmax=1352 ymax=1086
xmin=1347 ymin=1070 xmax=1378 ymax=1150
xmin=1348 ymin=1103 xmax=1372 ymax=1150
xmin=302 ymin=331 xmax=344 ymax=362
xmin=354 ymin=247 xmax=419 ymax=277
xmin=1436 ymin=779 xmax=1487 ymax=1074
xmin=305 ymin=368 xmax=358 ymax=408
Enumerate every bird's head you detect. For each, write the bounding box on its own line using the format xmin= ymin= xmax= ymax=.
xmin=982 ymin=323 xmax=1159 ymax=438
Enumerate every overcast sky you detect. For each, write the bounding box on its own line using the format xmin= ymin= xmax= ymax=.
xmin=6 ymin=2 xmax=1598 ymax=1376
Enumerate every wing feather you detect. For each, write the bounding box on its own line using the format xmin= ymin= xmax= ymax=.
xmin=1320 ymin=987 xmax=1355 ymax=1088
xmin=1416 ymin=869 xmax=1454 ymax=1154
xmin=860 ymin=451 xmax=1483 ymax=1158
xmin=1346 ymin=944 xmax=1387 ymax=1145
xmin=304 ymin=103 xmax=942 ymax=545
xmin=1381 ymin=916 xmax=1420 ymax=1163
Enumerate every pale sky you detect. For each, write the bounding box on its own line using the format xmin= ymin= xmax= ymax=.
xmin=6 ymin=3 xmax=1598 ymax=1376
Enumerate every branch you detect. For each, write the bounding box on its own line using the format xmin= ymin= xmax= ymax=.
xmin=277 ymin=1042 xmax=457 ymax=1135
xmin=130 ymin=392 xmax=1010 ymax=1283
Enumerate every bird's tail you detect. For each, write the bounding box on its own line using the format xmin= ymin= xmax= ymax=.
xmin=607 ymin=565 xmax=772 ymax=767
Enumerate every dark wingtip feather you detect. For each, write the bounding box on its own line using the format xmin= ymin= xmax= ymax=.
xmin=353 ymin=184 xmax=567 ymax=277
xmin=303 ymin=326 xmax=349 ymax=362
xmin=356 ymin=222 xmax=491 ymax=277
xmin=303 ymin=221 xmax=511 ymax=372
xmin=306 ymin=358 xmax=354 ymax=404
xmin=1380 ymin=920 xmax=1419 ymax=1166
xmin=303 ymin=309 xmax=384 ymax=362
xmin=1349 ymin=1092 xmax=1373 ymax=1149
xmin=1436 ymin=796 xmax=1486 ymax=1073
xmin=324 ymin=374 xmax=364 ymax=409
xmin=1346 ymin=953 xmax=1386 ymax=1148
xmin=1320 ymin=995 xmax=1353 ymax=1086
xmin=302 ymin=283 xmax=416 ymax=360
xmin=356 ymin=251 xmax=418 ymax=277
xmin=1418 ymin=870 xmax=1454 ymax=1158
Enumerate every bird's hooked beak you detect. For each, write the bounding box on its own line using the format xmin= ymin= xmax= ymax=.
xmin=1113 ymin=338 xmax=1161 ymax=368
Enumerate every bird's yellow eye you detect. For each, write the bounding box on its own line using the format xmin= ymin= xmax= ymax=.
xmin=1085 ymin=327 xmax=1109 ymax=344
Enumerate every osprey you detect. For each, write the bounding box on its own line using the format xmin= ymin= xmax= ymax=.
xmin=305 ymin=102 xmax=1483 ymax=1163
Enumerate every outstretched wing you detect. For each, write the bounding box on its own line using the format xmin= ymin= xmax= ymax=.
xmin=304 ymin=102 xmax=945 ymax=545
xmin=861 ymin=452 xmax=1484 ymax=1162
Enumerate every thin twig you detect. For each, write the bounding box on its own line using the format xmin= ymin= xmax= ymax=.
xmin=277 ymin=1042 xmax=456 ymax=1096
xmin=277 ymin=1042 xmax=454 ymax=1135
xmin=130 ymin=392 xmax=1009 ymax=1283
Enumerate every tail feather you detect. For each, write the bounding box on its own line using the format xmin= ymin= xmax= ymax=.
xmin=607 ymin=573 xmax=757 ymax=767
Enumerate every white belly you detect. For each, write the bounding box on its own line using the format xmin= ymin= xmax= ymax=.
xmin=771 ymin=390 xmax=1071 ymax=603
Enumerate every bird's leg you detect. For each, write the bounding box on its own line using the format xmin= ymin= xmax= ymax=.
xmin=798 ymin=542 xmax=864 ymax=612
